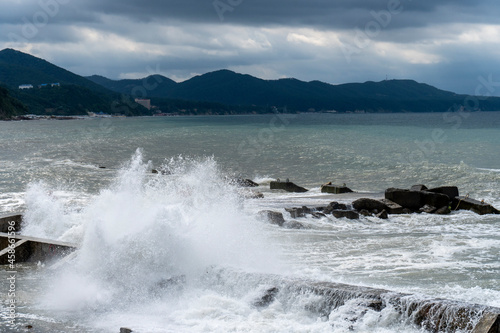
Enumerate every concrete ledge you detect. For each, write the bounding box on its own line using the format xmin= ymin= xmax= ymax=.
xmin=0 ymin=213 xmax=23 ymax=232
xmin=0 ymin=232 xmax=77 ymax=265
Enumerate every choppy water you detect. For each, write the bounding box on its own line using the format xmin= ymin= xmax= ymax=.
xmin=0 ymin=112 xmax=499 ymax=332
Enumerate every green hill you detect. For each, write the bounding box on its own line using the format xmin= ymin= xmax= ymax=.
xmin=88 ymin=69 xmax=500 ymax=113
xmin=0 ymin=49 xmax=151 ymax=116
xmin=0 ymin=86 xmax=27 ymax=120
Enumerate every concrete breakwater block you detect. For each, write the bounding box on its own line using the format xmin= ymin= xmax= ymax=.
xmin=0 ymin=230 xmax=77 ymax=265
xmin=270 ymin=180 xmax=308 ymax=193
xmin=0 ymin=213 xmax=23 ymax=232
xmin=452 ymin=196 xmax=500 ymax=215
xmin=321 ymin=184 xmax=353 ymax=194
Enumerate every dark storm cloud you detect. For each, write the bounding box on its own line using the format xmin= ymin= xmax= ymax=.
xmin=76 ymin=0 xmax=500 ymax=29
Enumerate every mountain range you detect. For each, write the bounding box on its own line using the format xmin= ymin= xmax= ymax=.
xmin=1 ymin=48 xmax=500 ymax=119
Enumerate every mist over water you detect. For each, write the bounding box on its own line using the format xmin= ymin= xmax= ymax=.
xmin=1 ymin=113 xmax=500 ymax=332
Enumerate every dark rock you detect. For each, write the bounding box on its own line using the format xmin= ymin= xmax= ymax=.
xmin=419 ymin=204 xmax=437 ymax=214
xmin=98 ymin=166 xmax=106 ymax=169
xmin=402 ymin=208 xmax=413 ymax=214
xmin=270 ymin=181 xmax=308 ymax=193
xmin=285 ymin=206 xmax=311 ymax=218
xmin=248 ymin=192 xmax=264 ymax=199
xmin=152 ymin=169 xmax=171 ymax=175
xmin=421 ymin=191 xmax=451 ymax=209
xmin=253 ymin=287 xmax=279 ymax=308
xmin=311 ymin=212 xmax=326 ymax=219
xmin=331 ymin=210 xmax=359 ymax=220
xmin=321 ymin=184 xmax=354 ymax=194
xmin=427 ymin=186 xmax=459 ymax=200
xmin=385 ymin=188 xmax=422 ymax=211
xmin=452 ymin=197 xmax=500 ymax=215
xmin=322 ymin=202 xmax=348 ymax=214
xmin=120 ymin=328 xmax=133 ymax=333
xmin=376 ymin=210 xmax=388 ymax=219
xmin=352 ymin=198 xmax=388 ymax=213
xmin=410 ymin=184 xmax=428 ymax=191
xmin=234 ymin=178 xmax=259 ymax=187
xmin=359 ymin=209 xmax=372 ymax=217
xmin=258 ymin=210 xmax=285 ymax=226
xmin=435 ymin=206 xmax=451 ymax=215
xmin=283 ymin=221 xmax=308 ymax=229
xmin=379 ymin=199 xmax=405 ymax=214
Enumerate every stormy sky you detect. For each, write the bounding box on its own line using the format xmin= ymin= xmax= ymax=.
xmin=2 ymin=0 xmax=500 ymax=95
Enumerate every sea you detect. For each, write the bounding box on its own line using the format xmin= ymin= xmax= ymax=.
xmin=0 ymin=112 xmax=499 ymax=332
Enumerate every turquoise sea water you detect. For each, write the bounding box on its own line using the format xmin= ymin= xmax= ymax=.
xmin=0 ymin=112 xmax=499 ymax=332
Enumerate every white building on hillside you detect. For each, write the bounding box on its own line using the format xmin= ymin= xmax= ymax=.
xmin=19 ymin=84 xmax=33 ymax=89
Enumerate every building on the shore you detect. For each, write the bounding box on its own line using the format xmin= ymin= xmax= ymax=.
xmin=18 ymin=84 xmax=33 ymax=89
xmin=135 ymin=98 xmax=151 ymax=110
xmin=51 ymin=83 xmax=60 ymax=87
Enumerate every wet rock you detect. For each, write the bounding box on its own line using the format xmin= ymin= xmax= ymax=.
xmin=311 ymin=212 xmax=327 ymax=219
xmin=452 ymin=197 xmax=500 ymax=215
xmin=285 ymin=206 xmax=312 ymax=218
xmin=331 ymin=210 xmax=359 ymax=220
xmin=435 ymin=206 xmax=451 ymax=215
xmin=247 ymin=192 xmax=264 ymax=199
xmin=421 ymin=191 xmax=451 ymax=209
xmin=270 ymin=180 xmax=308 ymax=193
xmin=379 ymin=199 xmax=405 ymax=214
xmin=376 ymin=209 xmax=388 ymax=219
xmin=410 ymin=184 xmax=428 ymax=191
xmin=321 ymin=183 xmax=354 ymax=194
xmin=428 ymin=186 xmax=459 ymax=201
xmin=359 ymin=209 xmax=372 ymax=217
xmin=402 ymin=208 xmax=413 ymax=214
xmin=152 ymin=169 xmax=171 ymax=175
xmin=352 ymin=198 xmax=388 ymax=213
xmin=385 ymin=188 xmax=423 ymax=211
xmin=283 ymin=221 xmax=308 ymax=229
xmin=322 ymin=202 xmax=348 ymax=214
xmin=234 ymin=178 xmax=259 ymax=187
xmin=419 ymin=204 xmax=437 ymax=214
xmin=253 ymin=287 xmax=279 ymax=308
xmin=120 ymin=328 xmax=133 ymax=333
xmin=258 ymin=210 xmax=285 ymax=226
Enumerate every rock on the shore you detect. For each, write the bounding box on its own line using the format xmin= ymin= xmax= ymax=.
xmin=322 ymin=202 xmax=348 ymax=214
xmin=253 ymin=287 xmax=279 ymax=308
xmin=385 ymin=188 xmax=423 ymax=211
xmin=427 ymin=186 xmax=459 ymax=200
xmin=410 ymin=184 xmax=428 ymax=191
xmin=379 ymin=199 xmax=405 ymax=214
xmin=258 ymin=210 xmax=285 ymax=226
xmin=421 ymin=191 xmax=450 ymax=209
xmin=234 ymin=178 xmax=259 ymax=187
xmin=285 ymin=206 xmax=311 ymax=218
xmin=452 ymin=197 xmax=500 ymax=215
xmin=270 ymin=181 xmax=308 ymax=193
xmin=376 ymin=210 xmax=388 ymax=219
xmin=352 ymin=198 xmax=388 ymax=213
xmin=331 ymin=210 xmax=359 ymax=220
xmin=321 ymin=184 xmax=354 ymax=194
